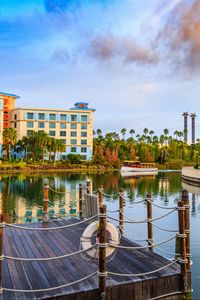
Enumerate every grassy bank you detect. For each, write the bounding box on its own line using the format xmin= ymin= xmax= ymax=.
xmin=0 ymin=159 xmax=195 ymax=174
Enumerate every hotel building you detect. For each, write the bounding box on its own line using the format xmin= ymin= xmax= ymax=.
xmin=0 ymin=92 xmax=95 ymax=160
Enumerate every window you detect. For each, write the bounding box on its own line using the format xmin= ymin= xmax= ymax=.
xmin=82 ymin=155 xmax=87 ymax=160
xmin=70 ymin=131 xmax=77 ymax=137
xmin=14 ymin=122 xmax=17 ymax=128
xmin=81 ymin=115 xmax=87 ymax=122
xmin=49 ymin=123 xmax=56 ymax=129
xmin=38 ymin=122 xmax=45 ymax=128
xmin=49 ymin=131 xmax=55 ymax=137
xmin=71 ymin=124 xmax=77 ymax=129
xmin=81 ymin=147 xmax=87 ymax=153
xmin=71 ymin=147 xmax=77 ymax=153
xmin=38 ymin=113 xmax=45 ymax=120
xmin=27 ymin=130 xmax=33 ymax=136
xmin=71 ymin=114 xmax=77 ymax=122
xmin=60 ymin=131 xmax=66 ymax=137
xmin=71 ymin=139 xmax=77 ymax=145
xmin=60 ymin=123 xmax=66 ymax=129
xmin=14 ymin=114 xmax=17 ymax=120
xmin=60 ymin=139 xmax=66 ymax=144
xmin=81 ymin=132 xmax=87 ymax=137
xmin=27 ymin=112 xmax=34 ymax=119
xmin=81 ymin=124 xmax=87 ymax=130
xmin=49 ymin=114 xmax=56 ymax=120
xmin=27 ymin=122 xmax=34 ymax=128
xmin=60 ymin=114 xmax=66 ymax=121
xmin=81 ymin=140 xmax=87 ymax=145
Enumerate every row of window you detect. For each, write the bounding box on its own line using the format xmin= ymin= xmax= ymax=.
xmin=26 ymin=122 xmax=87 ymax=130
xmin=23 ymin=113 xmax=88 ymax=122
xmin=71 ymin=147 xmax=87 ymax=153
xmin=26 ymin=130 xmax=87 ymax=144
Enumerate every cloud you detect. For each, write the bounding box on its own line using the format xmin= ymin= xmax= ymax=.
xmin=156 ymin=0 xmax=200 ymax=74
xmin=89 ymin=34 xmax=158 ymax=65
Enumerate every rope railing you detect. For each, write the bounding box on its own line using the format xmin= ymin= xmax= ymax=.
xmin=108 ymin=259 xmax=179 ymax=277
xmin=118 ymin=226 xmax=147 ymax=243
xmin=146 ymin=199 xmax=177 ymax=210
xmin=3 ymin=244 xmax=97 ymax=262
xmin=108 ymin=235 xmax=176 ymax=250
xmin=3 ymin=271 xmax=98 ymax=293
xmin=5 ymin=214 xmax=98 ymax=231
xmin=149 ymin=221 xmax=178 ymax=233
xmin=150 ymin=208 xmax=177 ymax=222
xmin=108 ymin=215 xmax=148 ymax=224
xmin=100 ymin=190 xmax=119 ymax=198
xmin=120 ymin=194 xmax=144 ymax=204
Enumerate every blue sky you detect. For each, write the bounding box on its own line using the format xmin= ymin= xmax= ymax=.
xmin=1 ymin=0 xmax=200 ymax=140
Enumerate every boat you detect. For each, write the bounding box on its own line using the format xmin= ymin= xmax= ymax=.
xmin=120 ymin=161 xmax=158 ymax=176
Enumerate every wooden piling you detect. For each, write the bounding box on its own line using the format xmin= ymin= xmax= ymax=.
xmin=147 ymin=193 xmax=153 ymax=250
xmin=119 ymin=188 xmax=124 ymax=238
xmin=181 ymin=190 xmax=191 ymax=270
xmin=87 ymin=180 xmax=91 ymax=194
xmin=178 ymin=200 xmax=187 ymax=293
xmin=98 ymin=185 xmax=103 ymax=207
xmin=0 ymin=214 xmax=3 ymax=293
xmin=43 ymin=184 xmax=49 ymax=223
xmin=99 ymin=205 xmax=107 ymax=300
xmin=79 ymin=183 xmax=83 ymax=218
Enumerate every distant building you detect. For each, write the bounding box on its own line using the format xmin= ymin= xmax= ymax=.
xmin=0 ymin=92 xmax=95 ymax=160
xmin=0 ymin=92 xmax=20 ymax=157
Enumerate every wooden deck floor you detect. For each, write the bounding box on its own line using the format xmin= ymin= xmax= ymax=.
xmin=0 ymin=218 xmax=190 ymax=300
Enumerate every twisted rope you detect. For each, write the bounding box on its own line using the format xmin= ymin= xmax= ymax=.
xmin=108 ymin=215 xmax=147 ymax=224
xmin=151 ymin=209 xmax=177 ymax=222
xmin=149 ymin=221 xmax=178 ymax=233
xmin=120 ymin=194 xmax=144 ymax=204
xmin=119 ymin=226 xmax=147 ymax=243
xmin=146 ymin=199 xmax=177 ymax=210
xmin=3 ymin=244 xmax=97 ymax=261
xmin=108 ymin=259 xmax=178 ymax=277
xmin=5 ymin=215 xmax=98 ymax=231
xmin=108 ymin=235 xmax=176 ymax=250
xmin=3 ymin=271 xmax=97 ymax=293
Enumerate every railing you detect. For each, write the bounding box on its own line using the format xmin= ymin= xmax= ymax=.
xmin=0 ymin=183 xmax=191 ymax=299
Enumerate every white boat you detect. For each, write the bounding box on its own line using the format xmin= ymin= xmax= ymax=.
xmin=120 ymin=161 xmax=158 ymax=174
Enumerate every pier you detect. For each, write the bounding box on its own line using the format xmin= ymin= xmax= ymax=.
xmin=0 ymin=184 xmax=192 ymax=300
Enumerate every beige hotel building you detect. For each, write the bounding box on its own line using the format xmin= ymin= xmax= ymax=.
xmin=0 ymin=92 xmax=95 ymax=160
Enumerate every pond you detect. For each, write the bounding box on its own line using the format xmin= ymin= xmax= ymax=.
xmin=0 ymin=171 xmax=199 ymax=298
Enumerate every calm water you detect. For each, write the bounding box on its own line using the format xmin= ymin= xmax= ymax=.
xmin=1 ymin=171 xmax=200 ymax=298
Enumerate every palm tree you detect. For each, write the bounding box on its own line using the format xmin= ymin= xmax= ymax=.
xmin=121 ymin=128 xmax=127 ymax=140
xmin=129 ymin=129 xmax=135 ymax=138
xmin=3 ymin=128 xmax=17 ymax=159
xmin=97 ymin=129 xmax=102 ymax=137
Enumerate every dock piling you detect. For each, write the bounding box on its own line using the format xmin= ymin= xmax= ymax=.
xmin=178 ymin=199 xmax=187 ymax=293
xmin=43 ymin=184 xmax=49 ymax=223
xmin=98 ymin=185 xmax=103 ymax=207
xmin=99 ymin=205 xmax=107 ymax=300
xmin=0 ymin=214 xmax=4 ymax=293
xmin=87 ymin=180 xmax=91 ymax=194
xmin=147 ymin=193 xmax=153 ymax=250
xmin=181 ymin=190 xmax=191 ymax=270
xmin=79 ymin=183 xmax=83 ymax=218
xmin=119 ymin=188 xmax=124 ymax=237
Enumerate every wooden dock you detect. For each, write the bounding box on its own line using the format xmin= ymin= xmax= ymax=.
xmin=0 ymin=218 xmax=191 ymax=300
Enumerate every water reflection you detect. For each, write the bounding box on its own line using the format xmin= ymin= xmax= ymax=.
xmin=0 ymin=171 xmax=183 ymax=223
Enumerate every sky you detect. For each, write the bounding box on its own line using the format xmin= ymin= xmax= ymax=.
xmin=1 ymin=0 xmax=200 ymax=140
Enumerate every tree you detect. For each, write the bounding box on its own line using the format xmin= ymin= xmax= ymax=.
xmin=121 ymin=128 xmax=127 ymax=140
xmin=96 ymin=129 xmax=102 ymax=137
xmin=129 ymin=129 xmax=135 ymax=138
xmin=3 ymin=128 xmax=17 ymax=159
